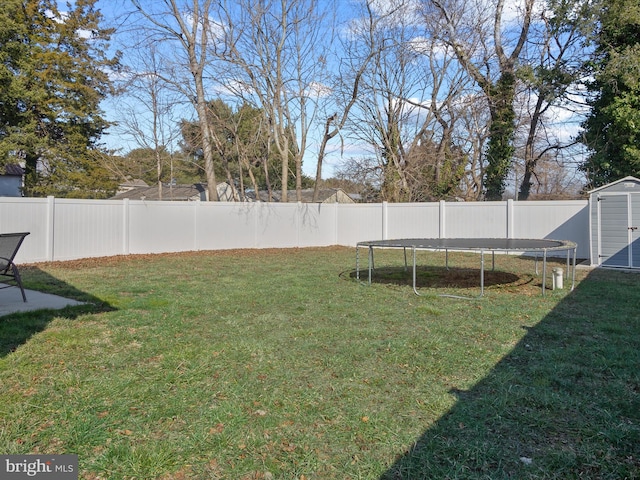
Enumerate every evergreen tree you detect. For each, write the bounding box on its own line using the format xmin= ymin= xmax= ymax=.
xmin=581 ymin=0 xmax=640 ymax=187
xmin=0 ymin=0 xmax=119 ymax=197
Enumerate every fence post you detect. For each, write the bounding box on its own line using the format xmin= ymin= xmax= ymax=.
xmin=439 ymin=200 xmax=446 ymax=238
xmin=382 ymin=201 xmax=388 ymax=239
xmin=194 ymin=200 xmax=200 ymax=251
xmin=254 ymin=201 xmax=260 ymax=248
xmin=46 ymin=196 xmax=55 ymax=261
xmin=334 ymin=201 xmax=339 ymax=246
xmin=295 ymin=200 xmax=302 ymax=248
xmin=507 ymin=199 xmax=514 ymax=238
xmin=122 ymin=199 xmax=130 ymax=255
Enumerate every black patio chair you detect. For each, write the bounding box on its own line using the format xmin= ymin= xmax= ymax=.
xmin=0 ymin=232 xmax=30 ymax=302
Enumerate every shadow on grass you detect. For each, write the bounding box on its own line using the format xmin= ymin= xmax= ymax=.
xmin=380 ymin=268 xmax=640 ymax=479
xmin=349 ymin=265 xmax=526 ymax=290
xmin=0 ymin=266 xmax=115 ymax=358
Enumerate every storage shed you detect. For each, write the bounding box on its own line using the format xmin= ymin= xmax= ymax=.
xmin=589 ymin=176 xmax=640 ymax=268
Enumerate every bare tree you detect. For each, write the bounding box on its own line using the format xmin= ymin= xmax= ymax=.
xmin=402 ymin=32 xmax=484 ymax=201
xmin=455 ymin=92 xmax=491 ymax=200
xmin=333 ymin=156 xmax=383 ymax=202
xmin=338 ymin=0 xmax=479 ymax=202
xmin=311 ymin=1 xmax=385 ymax=202
xmin=509 ymin=149 xmax=585 ymax=199
xmin=113 ymin=46 xmax=184 ymax=198
xmin=217 ymin=0 xmax=334 ymax=202
xmin=424 ymin=0 xmax=536 ymax=200
xmin=130 ymin=0 xmax=225 ymax=200
xmin=514 ymin=3 xmax=587 ymax=199
xmin=340 ymin=0 xmax=427 ymax=202
xmin=229 ymin=105 xmax=268 ymax=200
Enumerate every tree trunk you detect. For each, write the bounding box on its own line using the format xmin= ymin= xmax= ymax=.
xmin=313 ymin=114 xmax=337 ymax=202
xmin=484 ymin=73 xmax=517 ymax=200
xmin=518 ymin=93 xmax=545 ymax=200
xmin=194 ymin=94 xmax=219 ymax=201
xmin=430 ymin=0 xmax=534 ymax=201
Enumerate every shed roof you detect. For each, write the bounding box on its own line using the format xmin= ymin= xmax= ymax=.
xmin=588 ymin=176 xmax=640 ymax=194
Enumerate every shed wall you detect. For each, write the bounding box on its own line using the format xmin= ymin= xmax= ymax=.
xmin=589 ymin=176 xmax=640 ymax=268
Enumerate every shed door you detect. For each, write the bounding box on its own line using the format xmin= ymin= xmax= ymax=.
xmin=632 ymin=194 xmax=640 ymax=267
xmin=598 ymin=193 xmax=640 ymax=267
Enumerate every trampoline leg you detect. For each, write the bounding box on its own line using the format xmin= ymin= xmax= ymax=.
xmin=368 ymin=246 xmax=373 ymax=285
xmin=480 ymin=249 xmax=485 ymax=297
xmin=370 ymin=246 xmax=375 ymax=270
xmin=571 ymin=247 xmax=577 ymax=291
xmin=356 ymin=245 xmax=360 ymax=282
xmin=542 ymin=250 xmax=547 ymax=295
xmin=404 ymin=247 xmax=408 ymax=271
xmin=412 ymin=246 xmax=421 ymax=296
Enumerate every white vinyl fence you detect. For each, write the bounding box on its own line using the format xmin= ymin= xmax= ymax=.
xmin=0 ymin=196 xmax=590 ymax=264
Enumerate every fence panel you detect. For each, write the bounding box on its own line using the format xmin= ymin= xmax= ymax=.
xmin=386 ymin=202 xmax=441 ymax=239
xmin=195 ymin=202 xmax=258 ymax=251
xmin=336 ymin=204 xmax=384 ymax=246
xmin=0 ymin=197 xmax=591 ymax=263
xmin=297 ymin=202 xmax=338 ymax=248
xmin=512 ymin=201 xmax=589 ymax=258
xmin=0 ymin=197 xmax=50 ymax=263
xmin=128 ymin=201 xmax=196 ymax=254
xmin=52 ymin=199 xmax=125 ymax=261
xmin=444 ymin=202 xmax=509 ymax=238
xmin=253 ymin=203 xmax=301 ymax=248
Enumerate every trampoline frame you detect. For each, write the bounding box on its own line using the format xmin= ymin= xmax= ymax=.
xmin=355 ymin=238 xmax=577 ymax=298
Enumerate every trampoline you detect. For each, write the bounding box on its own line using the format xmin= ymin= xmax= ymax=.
xmin=355 ymin=238 xmax=577 ymax=298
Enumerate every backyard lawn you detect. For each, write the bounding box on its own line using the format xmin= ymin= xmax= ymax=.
xmin=0 ymin=247 xmax=638 ymax=479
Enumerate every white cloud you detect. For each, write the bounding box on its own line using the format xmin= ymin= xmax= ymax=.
xmin=406 ymin=36 xmax=440 ymax=55
xmin=48 ymin=8 xmax=93 ymax=40
xmin=306 ymin=81 xmax=333 ymax=98
xmin=368 ymin=0 xmax=422 ymax=22
xmin=500 ymin=0 xmax=546 ymax=26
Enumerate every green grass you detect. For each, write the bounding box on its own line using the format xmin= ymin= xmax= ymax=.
xmin=0 ymin=247 xmax=638 ymax=479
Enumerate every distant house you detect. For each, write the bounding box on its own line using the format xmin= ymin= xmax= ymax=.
xmin=0 ymin=164 xmax=24 ymax=197
xmin=110 ymin=182 xmax=235 ymax=201
xmin=116 ymin=179 xmax=150 ymax=193
xmin=111 ymin=184 xmax=356 ymax=203
xmin=247 ymin=188 xmax=356 ymax=203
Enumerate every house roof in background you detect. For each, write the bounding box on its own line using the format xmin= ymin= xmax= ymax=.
xmin=111 ymin=183 xmax=206 ymax=201
xmin=2 ymin=164 xmax=25 ymax=176
xmin=247 ymin=188 xmax=356 ymax=203
xmin=119 ymin=179 xmax=150 ymax=189
xmin=110 ymin=184 xmax=356 ymax=203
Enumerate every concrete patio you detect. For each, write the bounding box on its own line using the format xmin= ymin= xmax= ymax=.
xmin=0 ymin=284 xmax=85 ymax=317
